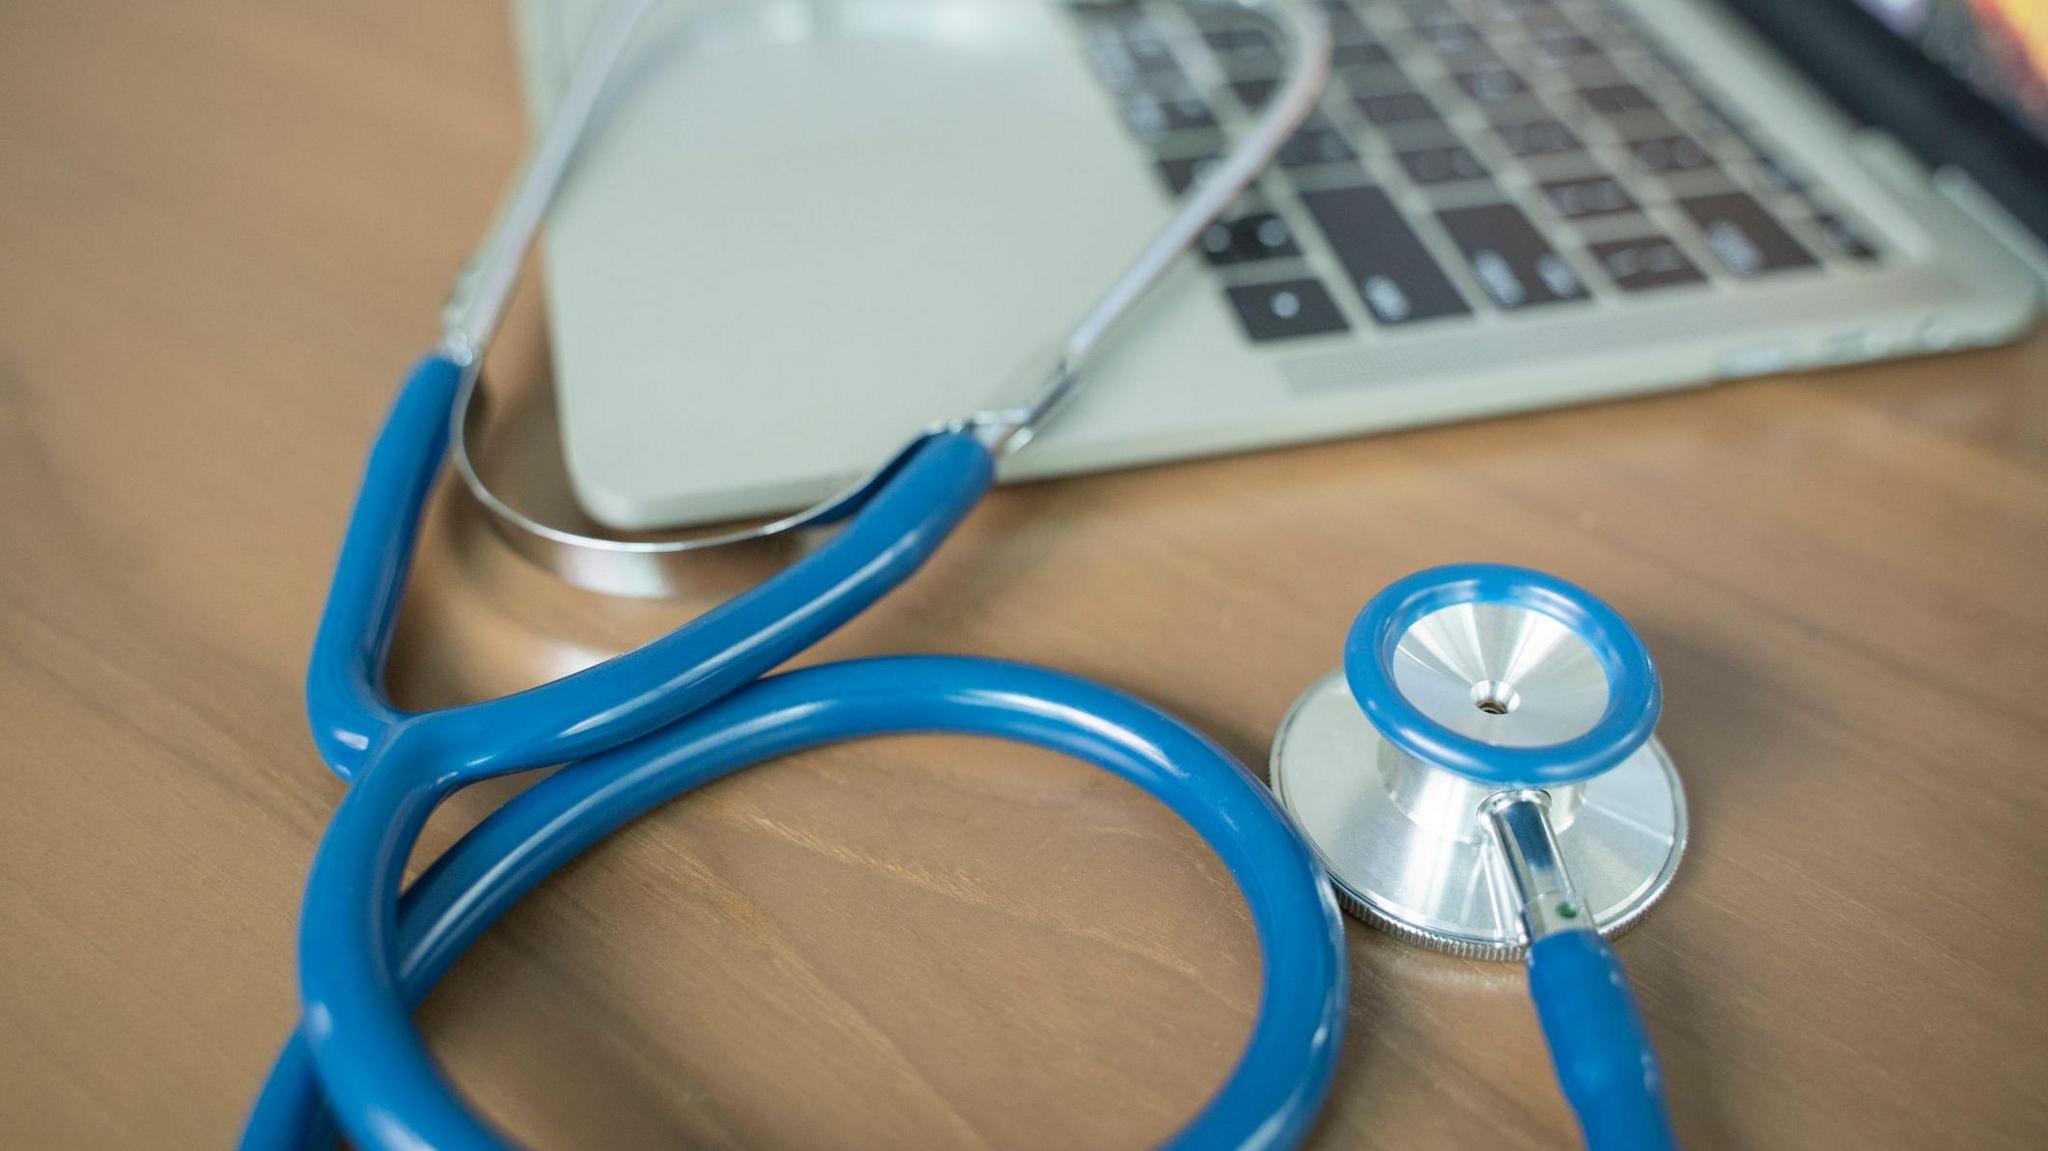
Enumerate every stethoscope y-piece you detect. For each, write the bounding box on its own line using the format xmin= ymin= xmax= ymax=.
xmin=1271 ymin=563 xmax=1685 ymax=1151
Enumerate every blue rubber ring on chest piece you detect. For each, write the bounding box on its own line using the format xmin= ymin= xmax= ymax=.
xmin=1342 ymin=563 xmax=1661 ymax=787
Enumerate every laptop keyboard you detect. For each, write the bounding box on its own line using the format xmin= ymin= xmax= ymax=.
xmin=1067 ymin=0 xmax=1883 ymax=343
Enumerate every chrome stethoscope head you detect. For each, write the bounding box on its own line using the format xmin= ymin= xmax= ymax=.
xmin=1271 ymin=564 xmax=1688 ymax=959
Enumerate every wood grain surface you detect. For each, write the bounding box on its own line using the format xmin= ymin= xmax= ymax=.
xmin=3 ymin=2 xmax=2046 ymax=1148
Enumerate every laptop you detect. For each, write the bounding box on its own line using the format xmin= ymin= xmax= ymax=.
xmin=513 ymin=0 xmax=2046 ymax=530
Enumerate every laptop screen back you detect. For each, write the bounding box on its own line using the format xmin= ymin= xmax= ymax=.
xmin=1852 ymin=0 xmax=2048 ymax=147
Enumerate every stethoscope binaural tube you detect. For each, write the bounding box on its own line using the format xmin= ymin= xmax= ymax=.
xmin=251 ymin=657 xmax=1347 ymax=1151
xmin=303 ymin=352 xmax=996 ymax=785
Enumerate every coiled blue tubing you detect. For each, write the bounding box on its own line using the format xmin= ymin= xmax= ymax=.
xmin=243 ymin=354 xmax=1349 ymax=1151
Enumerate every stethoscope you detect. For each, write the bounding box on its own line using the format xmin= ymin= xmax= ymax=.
xmin=242 ymin=4 xmax=1683 ymax=1150
xmin=1271 ymin=564 xmax=1686 ymax=1149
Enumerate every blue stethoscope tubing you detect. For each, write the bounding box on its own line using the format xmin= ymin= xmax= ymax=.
xmin=243 ymin=353 xmax=1350 ymax=1151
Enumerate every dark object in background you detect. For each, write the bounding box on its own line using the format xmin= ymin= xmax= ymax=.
xmin=1721 ymin=0 xmax=2048 ymax=247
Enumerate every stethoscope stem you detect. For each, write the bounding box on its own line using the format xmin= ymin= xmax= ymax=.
xmin=1485 ymin=786 xmax=1677 ymax=1151
xmin=1482 ymin=790 xmax=1588 ymax=942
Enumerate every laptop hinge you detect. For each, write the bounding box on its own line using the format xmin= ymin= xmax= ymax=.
xmin=1851 ymin=127 xmax=2048 ymax=301
xmin=1932 ymin=166 xmax=2048 ymax=302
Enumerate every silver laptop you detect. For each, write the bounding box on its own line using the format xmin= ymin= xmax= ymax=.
xmin=514 ymin=0 xmax=2044 ymax=530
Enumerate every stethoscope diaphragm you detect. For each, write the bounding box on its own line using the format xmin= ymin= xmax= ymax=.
xmin=1269 ymin=564 xmax=1688 ymax=959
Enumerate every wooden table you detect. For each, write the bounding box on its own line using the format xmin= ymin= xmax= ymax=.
xmin=4 ymin=3 xmax=2045 ymax=1147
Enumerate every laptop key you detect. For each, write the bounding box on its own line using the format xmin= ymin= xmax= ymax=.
xmin=1577 ymin=82 xmax=1656 ymax=115
xmin=1068 ymin=2 xmax=1143 ymax=19
xmin=1085 ymin=31 xmax=1185 ymax=92
xmin=1436 ymin=203 xmax=1590 ymax=308
xmin=1541 ymin=174 xmax=1637 ymax=219
xmin=1637 ymin=46 xmax=1699 ymax=89
xmin=1754 ymin=155 xmax=1808 ymax=196
xmin=1122 ymin=90 xmax=1216 ymax=141
xmin=1355 ymin=89 xmax=1442 ymax=126
xmin=1341 ymin=62 xmax=1417 ymax=94
xmin=1815 ymin=213 xmax=1879 ymax=260
xmin=1629 ymin=134 xmax=1716 ymax=175
xmin=1155 ymin=153 xmax=1220 ymax=195
xmin=1451 ymin=42 xmax=1512 ymax=71
xmin=1416 ymin=16 xmax=1483 ymax=56
xmin=1609 ymin=110 xmax=1686 ymax=142
xmin=1519 ymin=4 xmax=1579 ymax=30
xmin=1494 ymin=116 xmax=1581 ymax=157
xmin=1477 ymin=0 xmax=1559 ymax=22
xmin=1204 ymin=26 xmax=1274 ymax=54
xmin=1585 ymin=2 xmax=1645 ymax=37
xmin=1333 ymin=40 xmax=1394 ymax=68
xmin=1209 ymin=38 xmax=1284 ymax=78
xmin=1201 ymin=213 xmax=1302 ymax=265
xmin=1692 ymin=100 xmax=1745 ymax=142
xmin=1589 ymin=235 xmax=1706 ymax=291
xmin=1226 ymin=278 xmax=1351 ymax=341
xmin=1529 ymin=29 xmax=1601 ymax=65
xmin=1679 ymin=192 xmax=1819 ymax=276
xmin=1232 ymin=78 xmax=1276 ymax=108
xmin=1317 ymin=2 xmax=1372 ymax=43
xmin=1300 ymin=185 xmax=1471 ymax=324
xmin=1121 ymin=22 xmax=1179 ymax=73
xmin=1398 ymin=144 xmax=1490 ymax=184
xmin=1279 ymin=125 xmax=1359 ymax=168
xmin=1453 ymin=65 xmax=1529 ymax=104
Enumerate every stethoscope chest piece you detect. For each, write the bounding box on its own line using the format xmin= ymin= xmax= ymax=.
xmin=1271 ymin=563 xmax=1687 ymax=959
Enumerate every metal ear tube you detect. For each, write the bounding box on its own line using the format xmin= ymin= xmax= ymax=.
xmin=1271 ymin=563 xmax=1687 ymax=1151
